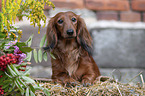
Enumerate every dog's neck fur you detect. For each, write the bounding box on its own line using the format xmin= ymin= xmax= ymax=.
xmin=53 ymin=38 xmax=80 ymax=76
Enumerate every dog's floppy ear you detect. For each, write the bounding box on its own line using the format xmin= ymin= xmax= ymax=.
xmin=77 ymin=16 xmax=93 ymax=55
xmin=43 ymin=18 xmax=57 ymax=51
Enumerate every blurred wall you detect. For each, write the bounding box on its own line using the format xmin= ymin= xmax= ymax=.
xmin=45 ymin=0 xmax=145 ymax=22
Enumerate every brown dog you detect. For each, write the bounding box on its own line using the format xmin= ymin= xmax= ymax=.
xmin=44 ymin=11 xmax=100 ymax=87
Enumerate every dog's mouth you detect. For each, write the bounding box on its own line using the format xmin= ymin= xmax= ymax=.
xmin=61 ymin=34 xmax=77 ymax=39
xmin=65 ymin=36 xmax=76 ymax=39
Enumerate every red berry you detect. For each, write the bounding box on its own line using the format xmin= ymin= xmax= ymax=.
xmin=3 ymin=58 xmax=6 ymax=61
xmin=22 ymin=65 xmax=26 ymax=68
xmin=21 ymin=69 xmax=25 ymax=71
xmin=17 ymin=50 xmax=22 ymax=54
xmin=1 ymin=63 xmax=4 ymax=65
xmin=9 ymin=53 xmax=13 ymax=56
xmin=16 ymin=55 xmax=20 ymax=59
xmin=4 ymin=66 xmax=6 ymax=68
xmin=0 ymin=53 xmax=20 ymax=71
xmin=7 ymin=54 xmax=10 ymax=57
xmin=11 ymin=56 xmax=14 ymax=59
xmin=3 ymin=55 xmax=5 ymax=58
xmin=7 ymin=60 xmax=11 ymax=64
xmin=0 ymin=57 xmax=3 ymax=60
xmin=1 ymin=59 xmax=4 ymax=62
xmin=12 ymin=58 xmax=15 ymax=61
xmin=12 ymin=61 xmax=16 ymax=64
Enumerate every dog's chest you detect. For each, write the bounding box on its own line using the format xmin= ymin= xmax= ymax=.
xmin=64 ymin=50 xmax=79 ymax=76
xmin=56 ymin=41 xmax=80 ymax=76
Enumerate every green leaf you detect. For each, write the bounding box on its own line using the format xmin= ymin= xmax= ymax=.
xmin=25 ymin=38 xmax=31 ymax=45
xmin=26 ymin=87 xmax=29 ymax=96
xmin=33 ymin=49 xmax=38 ymax=63
xmin=22 ymin=62 xmax=28 ymax=64
xmin=43 ymin=88 xmax=50 ymax=96
xmin=0 ymin=42 xmax=6 ymax=49
xmin=0 ymin=34 xmax=6 ymax=38
xmin=15 ymin=79 xmax=24 ymax=95
xmin=22 ymin=76 xmax=35 ymax=84
xmin=26 ymin=51 xmax=32 ymax=61
xmin=33 ymin=86 xmax=42 ymax=90
xmin=25 ymin=34 xmax=33 ymax=47
xmin=10 ymin=64 xmax=20 ymax=75
xmin=7 ymin=65 xmax=17 ymax=77
xmin=0 ymin=32 xmax=6 ymax=38
xmin=16 ymin=93 xmax=21 ymax=96
xmin=50 ymin=51 xmax=56 ymax=59
xmin=16 ymin=42 xmax=27 ymax=47
xmin=7 ymin=83 xmax=15 ymax=93
xmin=43 ymin=51 xmax=48 ymax=62
xmin=4 ymin=72 xmax=12 ymax=78
xmin=23 ymin=67 xmax=31 ymax=76
xmin=4 ymin=85 xmax=9 ymax=92
xmin=18 ymin=77 xmax=27 ymax=88
xmin=27 ymin=35 xmax=33 ymax=47
xmin=19 ymin=47 xmax=33 ymax=53
xmin=0 ymin=75 xmax=8 ymax=84
xmin=0 ymin=71 xmax=4 ymax=76
xmin=5 ymin=48 xmax=15 ymax=52
xmin=30 ymin=90 xmax=35 ymax=96
xmin=29 ymin=84 xmax=35 ymax=93
xmin=40 ymin=34 xmax=46 ymax=47
xmin=16 ymin=42 xmax=33 ymax=53
xmin=3 ymin=80 xmax=12 ymax=83
xmin=38 ymin=49 xmax=42 ymax=62
xmin=2 ymin=82 xmax=10 ymax=89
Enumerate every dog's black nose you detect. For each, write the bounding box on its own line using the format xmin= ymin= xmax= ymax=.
xmin=67 ymin=29 xmax=74 ymax=35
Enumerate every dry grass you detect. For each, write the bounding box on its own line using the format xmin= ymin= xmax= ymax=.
xmin=34 ymin=76 xmax=145 ymax=96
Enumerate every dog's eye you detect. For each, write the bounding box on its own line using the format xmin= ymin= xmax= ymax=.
xmin=71 ymin=18 xmax=76 ymax=22
xmin=58 ymin=19 xmax=63 ymax=24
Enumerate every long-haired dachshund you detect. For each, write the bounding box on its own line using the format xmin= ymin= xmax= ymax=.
xmin=44 ymin=11 xmax=100 ymax=87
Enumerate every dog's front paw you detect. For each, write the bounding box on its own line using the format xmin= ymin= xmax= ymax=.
xmin=63 ymin=78 xmax=78 ymax=87
xmin=81 ymin=79 xmax=93 ymax=87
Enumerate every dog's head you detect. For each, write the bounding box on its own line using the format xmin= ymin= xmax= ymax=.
xmin=54 ymin=12 xmax=77 ymax=39
xmin=44 ymin=11 xmax=93 ymax=55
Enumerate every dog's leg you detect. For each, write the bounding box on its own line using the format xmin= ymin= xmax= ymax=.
xmin=52 ymin=71 xmax=78 ymax=87
xmin=77 ymin=56 xmax=100 ymax=87
xmin=51 ymin=60 xmax=77 ymax=87
xmin=81 ymin=73 xmax=96 ymax=87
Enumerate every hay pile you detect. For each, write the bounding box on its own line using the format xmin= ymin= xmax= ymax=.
xmin=35 ymin=76 xmax=145 ymax=96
